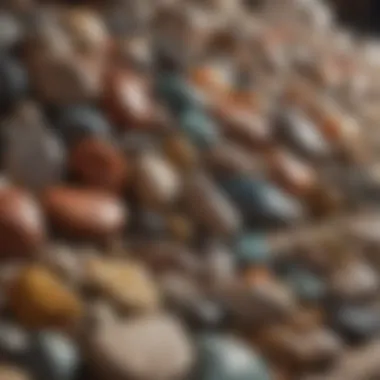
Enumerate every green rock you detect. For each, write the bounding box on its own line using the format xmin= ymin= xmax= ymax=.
xmin=195 ymin=334 xmax=271 ymax=380
xmin=156 ymin=74 xmax=203 ymax=115
xmin=234 ymin=233 xmax=271 ymax=266
xmin=179 ymin=107 xmax=220 ymax=150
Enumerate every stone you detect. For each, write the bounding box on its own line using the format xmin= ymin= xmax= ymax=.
xmin=8 ymin=265 xmax=83 ymax=329
xmin=0 ymin=365 xmax=30 ymax=380
xmin=220 ymin=176 xmax=304 ymax=227
xmin=26 ymin=331 xmax=80 ymax=380
xmin=0 ymin=187 xmax=45 ymax=259
xmin=42 ymin=187 xmax=127 ymax=242
xmin=84 ymin=258 xmax=161 ymax=313
xmin=194 ymin=334 xmax=271 ymax=380
xmin=69 ymin=137 xmax=130 ymax=194
xmin=179 ymin=107 xmax=220 ymax=150
xmin=184 ymin=174 xmax=242 ymax=237
xmin=84 ymin=314 xmax=194 ymax=380
xmin=234 ymin=233 xmax=272 ymax=266
xmin=134 ymin=152 xmax=181 ymax=208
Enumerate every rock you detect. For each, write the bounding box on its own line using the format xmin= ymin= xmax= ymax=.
xmin=8 ymin=265 xmax=83 ymax=329
xmin=184 ymin=174 xmax=241 ymax=237
xmin=84 ymin=314 xmax=194 ymax=380
xmin=54 ymin=105 xmax=111 ymax=145
xmin=194 ymin=334 xmax=271 ymax=380
xmin=0 ymin=187 xmax=45 ymax=259
xmin=69 ymin=138 xmax=130 ymax=194
xmin=26 ymin=331 xmax=80 ymax=380
xmin=233 ymin=233 xmax=272 ymax=267
xmin=42 ymin=187 xmax=127 ymax=241
xmin=220 ymin=176 xmax=304 ymax=227
xmin=134 ymin=152 xmax=181 ymax=208
xmin=0 ymin=365 xmax=30 ymax=380
xmin=0 ymin=321 xmax=29 ymax=360
xmin=179 ymin=107 xmax=220 ymax=150
xmin=84 ymin=257 xmax=161 ymax=313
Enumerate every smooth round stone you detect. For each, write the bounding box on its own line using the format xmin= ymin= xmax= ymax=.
xmin=284 ymin=268 xmax=326 ymax=303
xmin=179 ymin=107 xmax=220 ymax=149
xmin=4 ymin=124 xmax=66 ymax=192
xmin=42 ymin=187 xmax=127 ymax=241
xmin=0 ymin=187 xmax=45 ymax=259
xmin=54 ymin=106 xmax=111 ymax=145
xmin=156 ymin=74 xmax=204 ymax=115
xmin=0 ymin=321 xmax=29 ymax=360
xmin=134 ymin=152 xmax=181 ymax=208
xmin=84 ymin=314 xmax=194 ymax=380
xmin=184 ymin=174 xmax=242 ymax=237
xmin=25 ymin=331 xmax=80 ymax=380
xmin=69 ymin=138 xmax=130 ymax=194
xmin=0 ymin=13 xmax=23 ymax=50
xmin=0 ymin=365 xmax=30 ymax=380
xmin=194 ymin=334 xmax=270 ymax=380
xmin=331 ymin=304 xmax=380 ymax=342
xmin=275 ymin=109 xmax=331 ymax=159
xmin=0 ymin=56 xmax=28 ymax=113
xmin=234 ymin=233 xmax=272 ymax=266
xmin=220 ymin=176 xmax=303 ymax=227
xmin=8 ymin=265 xmax=83 ymax=329
xmin=103 ymin=68 xmax=156 ymax=129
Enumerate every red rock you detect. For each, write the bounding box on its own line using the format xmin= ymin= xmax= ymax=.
xmin=0 ymin=187 xmax=45 ymax=260
xmin=69 ymin=138 xmax=130 ymax=193
xmin=42 ymin=187 xmax=127 ymax=241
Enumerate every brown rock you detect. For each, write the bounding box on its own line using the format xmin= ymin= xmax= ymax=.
xmin=42 ymin=187 xmax=127 ymax=241
xmin=166 ymin=214 xmax=194 ymax=242
xmin=69 ymin=138 xmax=130 ymax=194
xmin=8 ymin=265 xmax=83 ymax=329
xmin=103 ymin=68 xmax=156 ymax=129
xmin=163 ymin=134 xmax=199 ymax=173
xmin=0 ymin=187 xmax=45 ymax=260
xmin=84 ymin=258 xmax=160 ymax=313
xmin=184 ymin=174 xmax=241 ymax=237
xmin=268 ymin=148 xmax=318 ymax=196
xmin=0 ymin=365 xmax=30 ymax=380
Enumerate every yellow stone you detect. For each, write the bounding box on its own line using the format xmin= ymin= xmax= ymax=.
xmin=8 ymin=266 xmax=83 ymax=329
xmin=85 ymin=258 xmax=160 ymax=313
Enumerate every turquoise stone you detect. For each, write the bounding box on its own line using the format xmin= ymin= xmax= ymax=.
xmin=220 ymin=176 xmax=303 ymax=227
xmin=156 ymin=74 xmax=203 ymax=115
xmin=195 ymin=334 xmax=271 ymax=380
xmin=234 ymin=233 xmax=271 ymax=266
xmin=285 ymin=268 xmax=326 ymax=303
xmin=179 ymin=107 xmax=220 ymax=150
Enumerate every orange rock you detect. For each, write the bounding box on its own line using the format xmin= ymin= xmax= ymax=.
xmin=8 ymin=265 xmax=83 ymax=329
xmin=0 ymin=187 xmax=45 ymax=260
xmin=42 ymin=187 xmax=127 ymax=241
xmin=69 ymin=137 xmax=130 ymax=193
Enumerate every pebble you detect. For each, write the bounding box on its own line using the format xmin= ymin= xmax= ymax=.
xmin=54 ymin=105 xmax=111 ymax=145
xmin=194 ymin=334 xmax=271 ymax=380
xmin=184 ymin=174 xmax=242 ymax=237
xmin=134 ymin=152 xmax=181 ymax=208
xmin=8 ymin=265 xmax=83 ymax=329
xmin=0 ymin=365 xmax=30 ymax=380
xmin=220 ymin=176 xmax=304 ymax=227
xmin=69 ymin=138 xmax=130 ymax=193
xmin=42 ymin=187 xmax=127 ymax=241
xmin=0 ymin=321 xmax=30 ymax=360
xmin=0 ymin=187 xmax=45 ymax=259
xmin=84 ymin=257 xmax=161 ymax=313
xmin=233 ymin=233 xmax=272 ymax=266
xmin=25 ymin=331 xmax=80 ymax=380
xmin=84 ymin=314 xmax=194 ymax=380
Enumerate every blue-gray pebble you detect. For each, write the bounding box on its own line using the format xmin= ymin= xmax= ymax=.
xmin=25 ymin=331 xmax=80 ymax=380
xmin=194 ymin=334 xmax=271 ymax=380
xmin=234 ymin=233 xmax=272 ymax=266
xmin=55 ymin=106 xmax=111 ymax=145
xmin=179 ymin=107 xmax=220 ymax=150
xmin=220 ymin=176 xmax=303 ymax=227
